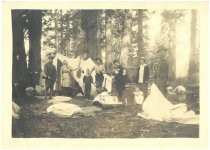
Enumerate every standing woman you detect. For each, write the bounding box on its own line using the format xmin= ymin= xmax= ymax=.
xmin=92 ymin=58 xmax=105 ymax=93
xmin=60 ymin=60 xmax=73 ymax=96
xmin=136 ymin=57 xmax=150 ymax=99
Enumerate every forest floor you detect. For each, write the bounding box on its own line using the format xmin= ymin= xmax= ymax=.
xmin=13 ymin=88 xmax=199 ymax=138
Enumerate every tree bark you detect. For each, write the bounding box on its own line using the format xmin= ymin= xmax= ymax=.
xmin=120 ymin=11 xmax=132 ymax=66
xmin=12 ymin=10 xmax=28 ymax=96
xmin=188 ymin=10 xmax=198 ymax=84
xmin=105 ymin=11 xmax=113 ymax=74
xmin=28 ymin=10 xmax=42 ymax=86
xmin=81 ymin=10 xmax=99 ymax=59
xmin=138 ymin=10 xmax=144 ymax=57
xmin=168 ymin=25 xmax=176 ymax=81
xmin=54 ymin=10 xmax=59 ymax=52
xmin=59 ymin=10 xmax=65 ymax=54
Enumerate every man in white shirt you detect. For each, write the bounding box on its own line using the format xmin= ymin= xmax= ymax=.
xmin=136 ymin=57 xmax=150 ymax=99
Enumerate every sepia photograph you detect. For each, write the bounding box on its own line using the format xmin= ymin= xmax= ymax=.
xmin=1 ymin=1 xmax=209 ymax=149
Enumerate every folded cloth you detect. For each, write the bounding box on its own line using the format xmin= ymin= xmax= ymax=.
xmin=48 ymin=96 xmax=72 ymax=104
xmin=47 ymin=103 xmax=82 ymax=118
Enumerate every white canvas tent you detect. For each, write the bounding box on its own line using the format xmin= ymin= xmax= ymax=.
xmin=54 ymin=53 xmax=113 ymax=96
xmin=138 ymin=84 xmax=199 ymax=124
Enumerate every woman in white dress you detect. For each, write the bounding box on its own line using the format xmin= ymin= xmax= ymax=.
xmin=60 ymin=60 xmax=73 ymax=96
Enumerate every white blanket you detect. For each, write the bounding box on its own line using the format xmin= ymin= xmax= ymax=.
xmin=137 ymin=84 xmax=199 ymax=124
xmin=47 ymin=103 xmax=83 ymax=118
xmin=48 ymin=96 xmax=72 ymax=104
xmin=93 ymin=92 xmax=122 ymax=105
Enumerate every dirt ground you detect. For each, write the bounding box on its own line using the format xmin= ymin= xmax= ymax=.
xmin=12 ymin=89 xmax=199 ymax=138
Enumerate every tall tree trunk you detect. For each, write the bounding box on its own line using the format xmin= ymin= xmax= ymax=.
xmin=12 ymin=10 xmax=27 ymax=97
xmin=59 ymin=10 xmax=65 ymax=55
xmin=105 ymin=11 xmax=113 ymax=74
xmin=87 ymin=10 xmax=99 ymax=59
xmin=188 ymin=10 xmax=198 ymax=84
xmin=28 ymin=10 xmax=42 ymax=86
xmin=120 ymin=11 xmax=132 ymax=66
xmin=54 ymin=10 xmax=59 ymax=52
xmin=81 ymin=10 xmax=99 ymax=59
xmin=138 ymin=10 xmax=144 ymax=57
xmin=168 ymin=25 xmax=176 ymax=81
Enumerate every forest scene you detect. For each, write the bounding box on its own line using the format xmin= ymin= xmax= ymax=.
xmin=12 ymin=9 xmax=200 ymax=138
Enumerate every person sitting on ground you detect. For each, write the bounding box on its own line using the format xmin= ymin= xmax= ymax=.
xmin=44 ymin=56 xmax=56 ymax=100
xmin=92 ymin=58 xmax=105 ymax=93
xmin=83 ymin=69 xmax=93 ymax=100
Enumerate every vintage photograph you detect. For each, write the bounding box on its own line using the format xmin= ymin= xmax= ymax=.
xmin=11 ymin=8 xmax=201 ymax=139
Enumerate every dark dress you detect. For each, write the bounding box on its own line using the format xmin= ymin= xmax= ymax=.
xmin=113 ymin=65 xmax=126 ymax=98
xmin=83 ymin=75 xmax=93 ymax=99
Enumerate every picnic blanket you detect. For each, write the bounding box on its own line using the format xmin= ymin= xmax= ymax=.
xmin=137 ymin=84 xmax=199 ymax=124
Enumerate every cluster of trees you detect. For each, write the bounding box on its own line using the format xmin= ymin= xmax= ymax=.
xmin=12 ymin=10 xmax=42 ymax=93
xmin=12 ymin=9 xmax=199 ymax=96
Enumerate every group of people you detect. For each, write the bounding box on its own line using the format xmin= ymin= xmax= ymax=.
xmin=43 ymin=47 xmax=169 ymax=103
xmin=43 ymin=52 xmax=106 ymax=100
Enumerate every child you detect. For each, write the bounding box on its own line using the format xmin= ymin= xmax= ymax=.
xmin=83 ymin=69 xmax=93 ymax=100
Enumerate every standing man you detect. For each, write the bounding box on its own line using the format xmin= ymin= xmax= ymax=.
xmin=154 ymin=48 xmax=169 ymax=96
xmin=136 ymin=57 xmax=150 ymax=99
xmin=44 ymin=56 xmax=57 ymax=100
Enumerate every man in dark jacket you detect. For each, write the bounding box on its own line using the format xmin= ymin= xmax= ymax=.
xmin=136 ymin=57 xmax=150 ymax=99
xmin=112 ymin=60 xmax=126 ymax=101
xmin=44 ymin=57 xmax=56 ymax=100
